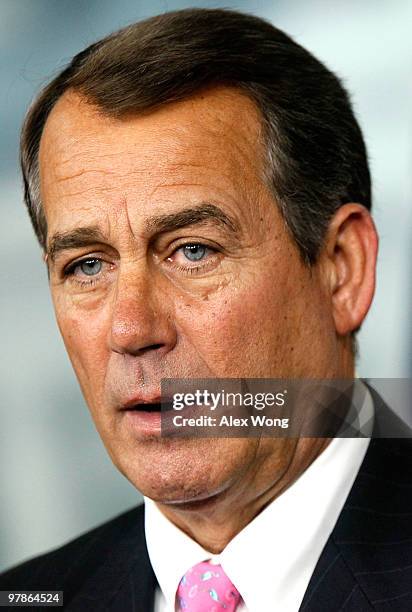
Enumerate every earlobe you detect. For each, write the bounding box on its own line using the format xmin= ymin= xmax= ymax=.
xmin=325 ymin=204 xmax=378 ymax=336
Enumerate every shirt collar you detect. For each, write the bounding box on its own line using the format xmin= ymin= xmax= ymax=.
xmin=145 ymin=495 xmax=212 ymax=609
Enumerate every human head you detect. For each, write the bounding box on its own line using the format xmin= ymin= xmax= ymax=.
xmin=24 ymin=9 xmax=377 ymax=519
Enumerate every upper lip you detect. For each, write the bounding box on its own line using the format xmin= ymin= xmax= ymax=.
xmin=120 ymin=395 xmax=171 ymax=410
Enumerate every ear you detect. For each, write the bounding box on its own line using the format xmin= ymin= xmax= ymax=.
xmin=322 ymin=203 xmax=378 ymax=335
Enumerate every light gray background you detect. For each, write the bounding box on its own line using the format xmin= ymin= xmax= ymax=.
xmin=1 ymin=0 xmax=411 ymax=572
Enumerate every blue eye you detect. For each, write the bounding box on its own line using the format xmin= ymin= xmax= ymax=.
xmin=183 ymin=244 xmax=207 ymax=261
xmin=78 ymin=259 xmax=102 ymax=276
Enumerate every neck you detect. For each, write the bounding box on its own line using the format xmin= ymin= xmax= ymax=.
xmin=156 ymin=436 xmax=332 ymax=553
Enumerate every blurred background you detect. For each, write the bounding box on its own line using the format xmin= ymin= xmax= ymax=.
xmin=1 ymin=0 xmax=411 ymax=572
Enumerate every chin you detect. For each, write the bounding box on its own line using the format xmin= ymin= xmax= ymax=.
xmin=128 ymin=466 xmax=229 ymax=507
xmin=113 ymin=438 xmax=241 ymax=506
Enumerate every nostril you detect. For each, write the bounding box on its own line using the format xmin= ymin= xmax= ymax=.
xmin=135 ymin=343 xmax=165 ymax=355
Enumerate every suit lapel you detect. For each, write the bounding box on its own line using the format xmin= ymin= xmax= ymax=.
xmin=299 ymin=538 xmax=373 ymax=611
xmin=300 ymin=390 xmax=412 ymax=611
xmin=65 ymin=505 xmax=157 ymax=612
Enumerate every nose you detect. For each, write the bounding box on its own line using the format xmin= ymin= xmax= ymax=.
xmin=108 ymin=266 xmax=177 ymax=357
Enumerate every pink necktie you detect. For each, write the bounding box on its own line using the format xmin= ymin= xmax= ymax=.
xmin=176 ymin=560 xmax=242 ymax=611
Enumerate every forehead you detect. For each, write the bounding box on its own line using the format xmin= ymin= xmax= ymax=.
xmin=40 ymin=86 xmax=265 ymax=179
xmin=38 ymin=86 xmax=269 ymax=237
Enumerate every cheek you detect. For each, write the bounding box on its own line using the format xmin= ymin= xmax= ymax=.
xmin=54 ymin=300 xmax=109 ymax=397
xmin=175 ymin=270 xmax=293 ymax=376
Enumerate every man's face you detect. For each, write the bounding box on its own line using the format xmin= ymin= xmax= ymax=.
xmin=39 ymin=87 xmax=340 ymax=505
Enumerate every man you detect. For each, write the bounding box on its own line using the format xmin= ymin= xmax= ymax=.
xmin=1 ymin=8 xmax=411 ymax=611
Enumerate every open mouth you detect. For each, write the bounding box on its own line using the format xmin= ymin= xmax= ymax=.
xmin=124 ymin=401 xmax=174 ymax=413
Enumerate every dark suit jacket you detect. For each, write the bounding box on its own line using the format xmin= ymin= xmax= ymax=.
xmin=1 ymin=388 xmax=411 ymax=611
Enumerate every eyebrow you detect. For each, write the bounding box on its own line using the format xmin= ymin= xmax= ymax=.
xmin=47 ymin=226 xmax=106 ymax=262
xmin=145 ymin=203 xmax=239 ymax=235
xmin=47 ymin=203 xmax=239 ymax=262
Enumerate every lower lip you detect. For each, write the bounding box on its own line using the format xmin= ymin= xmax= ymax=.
xmin=122 ymin=409 xmax=169 ymax=437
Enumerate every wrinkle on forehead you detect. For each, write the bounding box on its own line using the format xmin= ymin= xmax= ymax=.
xmin=39 ymin=86 xmax=271 ymax=241
xmin=40 ymin=85 xmax=265 ymax=177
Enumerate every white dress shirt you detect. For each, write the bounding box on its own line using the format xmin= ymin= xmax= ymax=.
xmin=145 ymin=381 xmax=374 ymax=612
